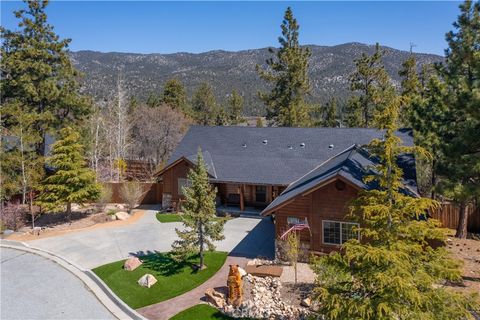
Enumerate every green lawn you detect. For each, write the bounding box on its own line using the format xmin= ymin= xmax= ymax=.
xmin=156 ymin=213 xmax=183 ymax=222
xmin=169 ymin=304 xmax=235 ymax=320
xmin=156 ymin=212 xmax=233 ymax=223
xmin=92 ymin=251 xmax=228 ymax=309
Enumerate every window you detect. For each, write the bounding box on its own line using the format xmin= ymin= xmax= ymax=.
xmin=287 ymin=216 xmax=306 ymax=225
xmin=255 ymin=185 xmax=266 ymax=203
xmin=323 ymin=220 xmax=359 ymax=245
xmin=178 ymin=178 xmax=192 ymax=196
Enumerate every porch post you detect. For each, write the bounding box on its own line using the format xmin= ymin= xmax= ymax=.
xmin=239 ymin=184 xmax=245 ymax=212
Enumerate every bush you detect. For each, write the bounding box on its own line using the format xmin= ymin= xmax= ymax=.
xmin=120 ymin=181 xmax=145 ymax=213
xmin=96 ymin=184 xmax=113 ymax=213
xmin=1 ymin=201 xmax=26 ymax=231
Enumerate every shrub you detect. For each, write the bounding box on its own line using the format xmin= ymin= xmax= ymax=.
xmin=96 ymin=184 xmax=113 ymax=213
xmin=1 ymin=201 xmax=26 ymax=231
xmin=120 ymin=181 xmax=145 ymax=213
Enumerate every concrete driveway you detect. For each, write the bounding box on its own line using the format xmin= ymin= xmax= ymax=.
xmin=25 ymin=211 xmax=274 ymax=269
xmin=1 ymin=247 xmax=114 ymax=320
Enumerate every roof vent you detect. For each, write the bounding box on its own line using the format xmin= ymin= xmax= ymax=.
xmin=242 ymin=143 xmax=247 ymax=148
xmin=300 ymin=143 xmax=305 ymax=148
xmin=328 ymin=144 xmax=334 ymax=149
xmin=288 ymin=145 xmax=293 ymax=150
xmin=262 ymin=139 xmax=268 ymax=145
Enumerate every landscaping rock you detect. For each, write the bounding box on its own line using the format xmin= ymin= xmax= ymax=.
xmin=3 ymin=229 xmax=14 ymax=235
xmin=115 ymin=211 xmax=130 ymax=221
xmin=301 ymin=297 xmax=311 ymax=308
xmin=205 ymin=288 xmax=226 ymax=308
xmin=223 ymin=274 xmax=311 ymax=319
xmin=137 ymin=274 xmax=157 ymax=288
xmin=238 ymin=266 xmax=247 ymax=278
xmin=124 ymin=256 xmax=142 ymax=271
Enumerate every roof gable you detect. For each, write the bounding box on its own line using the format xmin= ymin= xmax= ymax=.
xmin=261 ymin=145 xmax=419 ymax=215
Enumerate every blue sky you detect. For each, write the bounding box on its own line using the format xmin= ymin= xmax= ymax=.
xmin=1 ymin=1 xmax=462 ymax=56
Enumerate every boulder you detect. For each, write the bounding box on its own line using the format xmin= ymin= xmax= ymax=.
xmin=205 ymin=288 xmax=226 ymax=308
xmin=124 ymin=256 xmax=142 ymax=271
xmin=137 ymin=274 xmax=157 ymax=288
xmin=238 ymin=266 xmax=247 ymax=278
xmin=301 ymin=297 xmax=311 ymax=308
xmin=115 ymin=211 xmax=130 ymax=221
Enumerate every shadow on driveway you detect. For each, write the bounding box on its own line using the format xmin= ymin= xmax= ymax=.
xmin=229 ymin=217 xmax=275 ymax=259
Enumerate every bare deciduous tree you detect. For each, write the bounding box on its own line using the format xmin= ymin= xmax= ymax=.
xmin=131 ymin=104 xmax=189 ymax=171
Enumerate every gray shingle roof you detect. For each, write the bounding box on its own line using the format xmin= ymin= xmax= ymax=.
xmin=169 ymin=126 xmax=415 ymax=186
xmin=261 ymin=145 xmax=419 ymax=215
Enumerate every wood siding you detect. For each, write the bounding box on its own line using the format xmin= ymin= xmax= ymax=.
xmin=161 ymin=159 xmax=193 ymax=202
xmin=274 ymin=177 xmax=359 ymax=254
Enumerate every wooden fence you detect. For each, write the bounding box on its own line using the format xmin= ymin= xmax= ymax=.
xmin=430 ymin=202 xmax=480 ymax=232
xmin=106 ymin=182 xmax=162 ymax=205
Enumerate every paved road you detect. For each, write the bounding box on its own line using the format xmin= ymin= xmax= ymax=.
xmin=25 ymin=211 xmax=274 ymax=269
xmin=0 ymin=247 xmax=114 ymax=320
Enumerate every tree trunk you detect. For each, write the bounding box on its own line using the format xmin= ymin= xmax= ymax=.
xmin=20 ymin=128 xmax=27 ymax=205
xmin=30 ymin=191 xmax=35 ymax=229
xmin=66 ymin=202 xmax=72 ymax=222
xmin=455 ymin=202 xmax=468 ymax=238
xmin=199 ymin=223 xmax=204 ymax=268
xmin=430 ymin=158 xmax=436 ymax=199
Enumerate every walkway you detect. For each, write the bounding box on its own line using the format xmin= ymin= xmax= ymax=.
xmin=1 ymin=247 xmax=114 ymax=320
xmin=137 ymin=256 xmax=247 ymax=320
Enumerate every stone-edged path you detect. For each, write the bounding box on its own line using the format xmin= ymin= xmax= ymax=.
xmin=137 ymin=256 xmax=247 ymax=320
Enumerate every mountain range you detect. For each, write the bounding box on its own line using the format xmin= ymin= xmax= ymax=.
xmin=71 ymin=43 xmax=443 ymax=115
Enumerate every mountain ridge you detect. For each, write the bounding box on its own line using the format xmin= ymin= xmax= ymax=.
xmin=71 ymin=43 xmax=443 ymax=115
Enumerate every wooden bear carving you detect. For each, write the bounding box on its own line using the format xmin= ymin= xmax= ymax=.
xmin=227 ymin=264 xmax=243 ymax=306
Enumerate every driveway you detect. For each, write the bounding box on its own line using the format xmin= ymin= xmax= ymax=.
xmin=24 ymin=211 xmax=274 ymax=269
xmin=0 ymin=247 xmax=114 ymax=320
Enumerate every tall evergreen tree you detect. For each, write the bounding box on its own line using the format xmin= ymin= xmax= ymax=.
xmin=36 ymin=127 xmax=100 ymax=218
xmin=435 ymin=0 xmax=480 ymax=238
xmin=398 ymin=54 xmax=421 ymax=126
xmin=192 ymin=82 xmax=217 ymax=125
xmin=312 ymin=89 xmax=477 ymax=319
xmin=256 ymin=7 xmax=311 ymax=127
xmin=161 ymin=78 xmax=188 ymax=112
xmin=1 ymin=0 xmax=92 ymax=156
xmin=345 ymin=44 xmax=394 ymax=128
xmin=172 ymin=150 xmax=225 ymax=268
xmin=322 ymin=97 xmax=338 ymax=127
xmin=227 ymin=90 xmax=245 ymax=125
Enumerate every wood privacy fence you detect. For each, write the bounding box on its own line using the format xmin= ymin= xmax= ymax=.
xmin=106 ymin=182 xmax=163 ymax=205
xmin=430 ymin=202 xmax=480 ymax=232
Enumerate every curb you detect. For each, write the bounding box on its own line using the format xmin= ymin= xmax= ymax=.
xmin=0 ymin=240 xmax=147 ymax=320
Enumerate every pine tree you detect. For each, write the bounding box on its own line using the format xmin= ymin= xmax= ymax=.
xmin=146 ymin=92 xmax=162 ymax=108
xmin=398 ymin=54 xmax=421 ymax=126
xmin=322 ymin=97 xmax=338 ymax=127
xmin=256 ymin=7 xmax=311 ymax=127
xmin=312 ymin=89 xmax=477 ymax=319
xmin=435 ymin=0 xmax=480 ymax=238
xmin=345 ymin=43 xmax=394 ymax=128
xmin=36 ymin=127 xmax=101 ymax=218
xmin=409 ymin=67 xmax=447 ymax=199
xmin=1 ymin=0 xmax=92 ymax=156
xmin=161 ymin=78 xmax=188 ymax=112
xmin=172 ymin=150 xmax=225 ymax=268
xmin=192 ymin=82 xmax=217 ymax=125
xmin=227 ymin=90 xmax=245 ymax=125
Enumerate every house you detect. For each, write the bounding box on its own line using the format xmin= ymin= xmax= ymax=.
xmin=157 ymin=126 xmax=418 ymax=254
